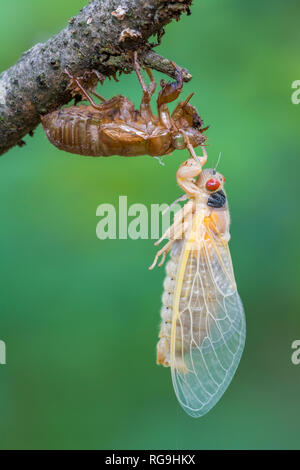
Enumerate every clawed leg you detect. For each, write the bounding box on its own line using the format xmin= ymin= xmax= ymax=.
xmin=149 ymin=214 xmax=190 ymax=270
xmin=161 ymin=194 xmax=188 ymax=216
xmin=156 ymin=61 xmax=183 ymax=127
xmin=149 ymin=239 xmax=174 ymax=270
xmin=182 ymin=133 xmax=208 ymax=165
xmin=150 ymin=145 xmax=208 ymax=269
xmin=90 ymin=90 xmax=106 ymax=102
xmin=133 ymin=52 xmax=156 ymax=99
xmin=155 ymin=200 xmax=194 ymax=246
xmin=157 ymin=62 xmax=183 ymax=108
xmin=65 ymin=68 xmax=106 ymax=110
xmin=133 ymin=51 xmax=157 ymax=120
xmin=176 ymin=146 xmax=208 ymax=197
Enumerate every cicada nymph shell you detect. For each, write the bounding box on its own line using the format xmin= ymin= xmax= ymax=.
xmin=41 ymin=54 xmax=207 ymax=159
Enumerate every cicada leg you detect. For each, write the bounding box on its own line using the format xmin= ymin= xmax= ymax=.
xmin=90 ymin=90 xmax=106 ymax=102
xmin=150 ymin=149 xmax=208 ymax=269
xmin=156 ymin=61 xmax=183 ymax=128
xmin=161 ymin=194 xmax=188 ymax=216
xmin=176 ymin=146 xmax=207 ymax=197
xmin=133 ymin=51 xmax=157 ymax=121
xmin=149 ymin=239 xmax=174 ymax=270
xmin=154 ymin=200 xmax=194 ymax=246
xmin=149 ymin=217 xmax=190 ymax=270
xmin=182 ymin=132 xmax=208 ymax=164
xmin=176 ymin=158 xmax=202 ymax=197
xmin=65 ymin=68 xmax=106 ymax=110
xmin=157 ymin=62 xmax=183 ymax=107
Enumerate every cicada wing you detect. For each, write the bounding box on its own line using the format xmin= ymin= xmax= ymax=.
xmin=170 ymin=225 xmax=246 ymax=418
xmin=101 ymin=123 xmax=148 ymax=142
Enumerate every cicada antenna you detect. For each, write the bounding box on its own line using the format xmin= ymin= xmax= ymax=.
xmin=201 ymin=144 xmax=208 ymax=162
xmin=213 ymin=152 xmax=222 ymax=174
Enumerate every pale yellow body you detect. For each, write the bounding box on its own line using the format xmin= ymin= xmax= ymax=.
xmin=150 ymin=153 xmax=246 ymax=418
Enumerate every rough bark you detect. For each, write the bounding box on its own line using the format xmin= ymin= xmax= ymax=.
xmin=0 ymin=0 xmax=193 ymax=156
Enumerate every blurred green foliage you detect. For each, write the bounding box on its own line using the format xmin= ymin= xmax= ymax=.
xmin=0 ymin=0 xmax=300 ymax=450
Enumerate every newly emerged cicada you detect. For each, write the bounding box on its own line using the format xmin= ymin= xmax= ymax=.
xmin=41 ymin=53 xmax=207 ymax=159
xmin=150 ymin=149 xmax=246 ymax=417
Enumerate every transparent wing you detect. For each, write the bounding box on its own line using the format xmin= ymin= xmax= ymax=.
xmin=170 ymin=218 xmax=246 ymax=418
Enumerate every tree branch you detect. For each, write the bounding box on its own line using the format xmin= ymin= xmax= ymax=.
xmin=0 ymin=0 xmax=193 ymax=156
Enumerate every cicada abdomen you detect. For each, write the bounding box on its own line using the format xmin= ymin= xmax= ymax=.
xmin=41 ymin=96 xmax=138 ymax=157
xmin=157 ymin=239 xmax=183 ymax=368
xmin=42 ymin=106 xmax=103 ymax=156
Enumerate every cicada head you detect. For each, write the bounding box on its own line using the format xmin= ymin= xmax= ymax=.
xmin=196 ymin=168 xmax=227 ymax=209
xmin=196 ymin=168 xmax=230 ymax=240
xmin=172 ymin=99 xmax=208 ymax=150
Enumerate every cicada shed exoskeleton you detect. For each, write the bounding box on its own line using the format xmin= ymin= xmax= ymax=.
xmin=41 ymin=53 xmax=207 ymax=159
xmin=150 ymin=149 xmax=246 ymax=417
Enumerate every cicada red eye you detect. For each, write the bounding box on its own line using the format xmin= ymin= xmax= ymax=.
xmin=206 ymin=178 xmax=220 ymax=191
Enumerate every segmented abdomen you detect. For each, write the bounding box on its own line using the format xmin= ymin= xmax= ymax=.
xmin=157 ymin=241 xmax=199 ymax=367
xmin=158 ymin=237 xmax=219 ymax=369
xmin=41 ymin=106 xmax=108 ymax=156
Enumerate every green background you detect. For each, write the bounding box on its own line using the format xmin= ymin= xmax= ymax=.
xmin=0 ymin=0 xmax=300 ymax=450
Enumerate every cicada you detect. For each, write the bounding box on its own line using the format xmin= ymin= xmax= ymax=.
xmin=150 ymin=149 xmax=246 ymax=417
xmin=41 ymin=53 xmax=207 ymax=159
